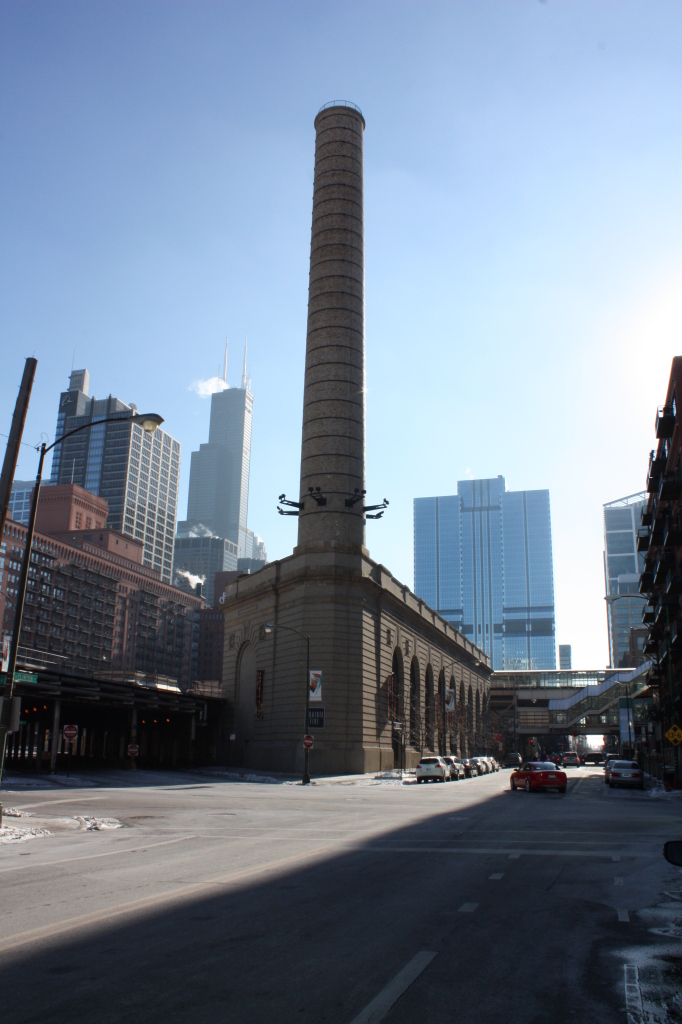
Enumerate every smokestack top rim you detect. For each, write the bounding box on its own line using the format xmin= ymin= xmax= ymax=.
xmin=316 ymin=100 xmax=365 ymax=127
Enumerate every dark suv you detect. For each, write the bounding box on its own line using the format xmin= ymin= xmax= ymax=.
xmin=503 ymin=752 xmax=522 ymax=769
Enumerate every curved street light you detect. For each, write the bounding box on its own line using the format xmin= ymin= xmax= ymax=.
xmin=0 ymin=410 xmax=163 ymax=782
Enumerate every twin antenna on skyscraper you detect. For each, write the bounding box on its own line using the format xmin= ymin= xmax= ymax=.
xmin=219 ymin=334 xmax=249 ymax=389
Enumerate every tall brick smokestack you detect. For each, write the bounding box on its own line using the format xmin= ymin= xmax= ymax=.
xmin=297 ymin=102 xmax=366 ymax=554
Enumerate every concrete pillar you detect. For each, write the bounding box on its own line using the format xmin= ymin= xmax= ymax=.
xmin=49 ymin=699 xmax=60 ymax=773
xmin=297 ymin=102 xmax=366 ymax=554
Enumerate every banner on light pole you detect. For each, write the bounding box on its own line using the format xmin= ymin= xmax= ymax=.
xmin=309 ymin=670 xmax=322 ymax=701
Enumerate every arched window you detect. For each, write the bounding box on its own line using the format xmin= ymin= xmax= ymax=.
xmin=409 ymin=657 xmax=421 ymax=748
xmin=424 ymin=664 xmax=434 ymax=750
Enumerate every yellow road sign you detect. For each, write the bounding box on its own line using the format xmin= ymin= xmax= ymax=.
xmin=665 ymin=724 xmax=682 ymax=746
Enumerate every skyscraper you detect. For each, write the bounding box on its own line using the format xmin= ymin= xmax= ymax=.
xmin=7 ymin=481 xmax=35 ymax=526
xmin=559 ymin=644 xmax=572 ymax=669
xmin=414 ymin=477 xmax=556 ymax=670
xmin=178 ymin=344 xmax=263 ymax=561
xmin=48 ymin=369 xmax=180 ymax=583
xmin=603 ymin=492 xmax=647 ymax=667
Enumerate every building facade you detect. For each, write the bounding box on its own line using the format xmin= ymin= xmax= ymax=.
xmin=180 ymin=351 xmax=261 ymax=560
xmin=559 ymin=644 xmax=572 ymax=670
xmin=48 ymin=369 xmax=180 ymax=583
xmin=639 ymin=357 xmax=682 ymax=781
xmin=1 ymin=487 xmax=202 ymax=688
xmin=414 ymin=478 xmax=556 ymax=671
xmin=173 ymin=533 xmax=238 ymax=607
xmin=220 ymin=103 xmax=491 ymax=776
xmin=603 ymin=492 xmax=647 ymax=668
xmin=7 ymin=480 xmax=35 ymax=527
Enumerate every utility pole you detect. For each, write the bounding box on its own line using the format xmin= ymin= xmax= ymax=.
xmin=0 ymin=359 xmax=37 ymax=544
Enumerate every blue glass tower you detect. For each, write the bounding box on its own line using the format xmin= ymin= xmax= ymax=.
xmin=414 ymin=477 xmax=556 ymax=670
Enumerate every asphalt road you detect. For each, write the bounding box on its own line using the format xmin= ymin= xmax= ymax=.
xmin=1 ymin=766 xmax=681 ymax=1024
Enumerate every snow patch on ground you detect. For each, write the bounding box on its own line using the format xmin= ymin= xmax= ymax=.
xmin=76 ymin=816 xmax=122 ymax=831
xmin=648 ymin=782 xmax=682 ymax=800
xmin=0 ymin=825 xmax=51 ymax=844
xmin=1 ymin=808 xmax=32 ymax=817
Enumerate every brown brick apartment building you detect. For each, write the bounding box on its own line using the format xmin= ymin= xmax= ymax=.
xmin=1 ymin=485 xmax=203 ymax=688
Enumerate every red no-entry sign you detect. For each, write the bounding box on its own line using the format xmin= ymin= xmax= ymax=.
xmin=303 ymin=734 xmax=314 ymax=750
xmin=63 ymin=725 xmax=78 ymax=741
xmin=128 ymin=744 xmax=139 ymax=757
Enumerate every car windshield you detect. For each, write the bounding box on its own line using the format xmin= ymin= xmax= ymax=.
xmin=613 ymin=761 xmax=639 ymax=769
xmin=419 ymin=758 xmax=439 ymax=764
xmin=541 ymin=763 xmax=557 ymax=769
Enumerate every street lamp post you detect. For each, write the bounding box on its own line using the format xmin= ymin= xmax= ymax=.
xmin=0 ymin=411 xmax=163 ymax=784
xmin=263 ymin=621 xmax=311 ymax=784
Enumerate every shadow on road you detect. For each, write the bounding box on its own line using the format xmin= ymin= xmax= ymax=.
xmin=0 ymin=774 xmax=660 ymax=1024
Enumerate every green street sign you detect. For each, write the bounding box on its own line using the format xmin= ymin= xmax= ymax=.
xmin=0 ymin=670 xmax=38 ymax=684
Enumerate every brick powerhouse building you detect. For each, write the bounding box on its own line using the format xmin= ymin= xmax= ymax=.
xmin=1 ymin=485 xmax=203 ymax=687
xmin=639 ymin=356 xmax=682 ymax=781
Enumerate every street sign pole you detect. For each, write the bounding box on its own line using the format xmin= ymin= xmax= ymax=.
xmin=303 ymin=635 xmax=311 ymax=785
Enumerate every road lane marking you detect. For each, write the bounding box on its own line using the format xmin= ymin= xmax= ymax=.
xmin=0 ymin=835 xmax=196 ymax=874
xmin=509 ymin=852 xmax=521 ymax=859
xmin=615 ymin=877 xmax=624 ymax=885
xmin=489 ymin=873 xmax=504 ymax=880
xmin=349 ymin=951 xmax=437 ymax=1024
xmin=458 ymin=903 xmax=478 ymax=913
xmin=624 ymin=964 xmax=643 ymax=1022
xmin=618 ymin=909 xmax=630 ymax=922
xmin=0 ymin=841 xmax=340 ymax=955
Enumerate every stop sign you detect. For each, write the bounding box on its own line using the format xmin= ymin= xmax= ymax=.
xmin=63 ymin=725 xmax=78 ymax=741
xmin=303 ymin=734 xmax=314 ymax=750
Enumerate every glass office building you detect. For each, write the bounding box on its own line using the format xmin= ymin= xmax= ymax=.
xmin=414 ymin=477 xmax=556 ymax=670
xmin=603 ymin=492 xmax=647 ymax=667
xmin=7 ymin=480 xmax=35 ymax=526
xmin=48 ymin=369 xmax=180 ymax=583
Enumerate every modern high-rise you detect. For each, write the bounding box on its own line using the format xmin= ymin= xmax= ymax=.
xmin=48 ymin=369 xmax=180 ymax=583
xmin=559 ymin=644 xmax=572 ymax=669
xmin=178 ymin=346 xmax=264 ymax=562
xmin=414 ymin=477 xmax=556 ymax=670
xmin=603 ymin=492 xmax=647 ymax=668
xmin=7 ymin=481 xmax=35 ymax=526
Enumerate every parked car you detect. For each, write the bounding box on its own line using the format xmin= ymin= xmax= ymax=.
xmin=561 ymin=752 xmax=580 ymax=768
xmin=416 ymin=756 xmax=448 ymax=783
xmin=470 ymin=757 xmax=488 ymax=775
xmin=608 ymin=760 xmax=644 ymax=790
xmin=443 ymin=757 xmax=464 ymax=780
xmin=460 ymin=758 xmax=479 ymax=778
xmin=510 ymin=761 xmax=567 ymax=793
xmin=490 ymin=757 xmax=500 ymax=772
xmin=502 ymin=752 xmax=522 ymax=769
xmin=604 ymin=755 xmax=620 ymax=784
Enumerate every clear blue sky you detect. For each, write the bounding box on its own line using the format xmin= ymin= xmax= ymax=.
xmin=2 ymin=1 xmax=681 ymax=668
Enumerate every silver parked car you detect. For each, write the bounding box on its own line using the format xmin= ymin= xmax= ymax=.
xmin=443 ymin=756 xmax=464 ymax=780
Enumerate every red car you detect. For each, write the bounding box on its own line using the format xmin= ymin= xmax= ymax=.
xmin=510 ymin=761 xmax=567 ymax=793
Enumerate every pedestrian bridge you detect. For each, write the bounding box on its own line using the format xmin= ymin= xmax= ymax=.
xmin=489 ymin=661 xmax=651 ymax=736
